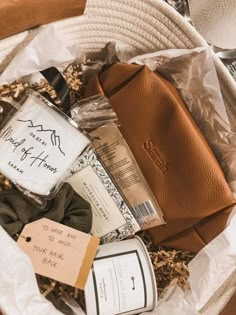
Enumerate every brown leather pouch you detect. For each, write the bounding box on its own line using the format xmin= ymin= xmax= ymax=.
xmin=220 ymin=294 xmax=236 ymax=315
xmin=85 ymin=63 xmax=236 ymax=253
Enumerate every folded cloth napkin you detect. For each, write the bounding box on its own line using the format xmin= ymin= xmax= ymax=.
xmin=0 ymin=0 xmax=87 ymax=40
xmin=0 ymin=183 xmax=92 ymax=237
xmin=85 ymin=63 xmax=235 ymax=252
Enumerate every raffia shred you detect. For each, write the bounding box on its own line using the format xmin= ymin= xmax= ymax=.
xmin=138 ymin=232 xmax=195 ymax=298
xmin=0 ymin=62 xmax=85 ymax=107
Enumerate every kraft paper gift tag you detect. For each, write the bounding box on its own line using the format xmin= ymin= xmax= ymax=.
xmin=17 ymin=218 xmax=99 ymax=289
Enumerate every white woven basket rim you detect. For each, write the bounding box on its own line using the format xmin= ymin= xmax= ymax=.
xmin=0 ymin=0 xmax=235 ymax=110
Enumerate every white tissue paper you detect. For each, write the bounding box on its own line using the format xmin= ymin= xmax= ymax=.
xmin=0 ymin=226 xmax=63 ymax=315
xmin=140 ymin=282 xmax=199 ymax=315
xmin=62 ymin=296 xmax=86 ymax=315
xmin=139 ymin=212 xmax=236 ymax=315
xmin=0 ymin=23 xmax=83 ymax=84
xmin=188 ymin=212 xmax=236 ymax=312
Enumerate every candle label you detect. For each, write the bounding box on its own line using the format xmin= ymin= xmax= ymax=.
xmin=0 ymin=91 xmax=90 ymax=195
xmin=91 ymin=251 xmax=146 ymax=314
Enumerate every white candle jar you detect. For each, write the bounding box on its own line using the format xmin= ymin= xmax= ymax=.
xmin=85 ymin=236 xmax=157 ymax=315
xmin=0 ymin=90 xmax=90 ymax=196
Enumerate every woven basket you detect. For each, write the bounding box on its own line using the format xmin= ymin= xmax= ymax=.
xmin=0 ymin=1 xmax=235 ymax=314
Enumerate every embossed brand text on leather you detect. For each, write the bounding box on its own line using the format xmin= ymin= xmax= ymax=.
xmin=143 ymin=140 xmax=168 ymax=174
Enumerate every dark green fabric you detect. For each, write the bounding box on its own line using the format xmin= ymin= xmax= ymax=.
xmin=0 ymin=183 xmax=92 ymax=237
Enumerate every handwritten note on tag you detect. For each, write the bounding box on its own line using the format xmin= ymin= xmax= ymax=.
xmin=17 ymin=218 xmax=99 ymax=289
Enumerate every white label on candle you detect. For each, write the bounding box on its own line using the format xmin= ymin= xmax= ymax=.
xmin=0 ymin=92 xmax=90 ymax=195
xmin=91 ymin=251 xmax=146 ymax=314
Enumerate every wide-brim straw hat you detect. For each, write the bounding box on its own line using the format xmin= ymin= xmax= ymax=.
xmin=0 ymin=0 xmax=235 ymax=118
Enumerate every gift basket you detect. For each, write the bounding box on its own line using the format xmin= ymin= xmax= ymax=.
xmin=0 ymin=1 xmax=236 ymax=315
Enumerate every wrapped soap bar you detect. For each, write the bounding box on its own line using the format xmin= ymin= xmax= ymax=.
xmin=67 ymin=148 xmax=140 ymax=243
xmin=0 ymin=90 xmax=90 ymax=196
